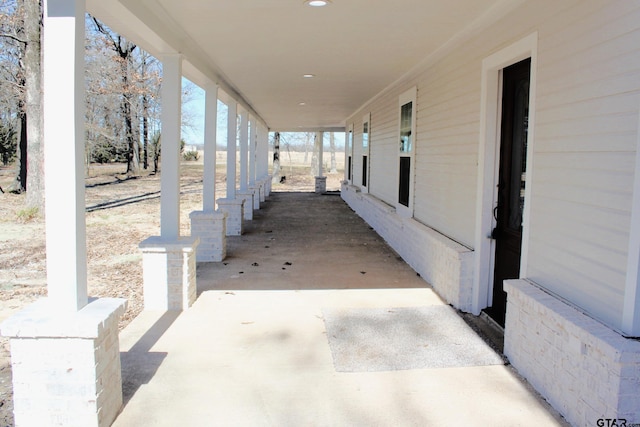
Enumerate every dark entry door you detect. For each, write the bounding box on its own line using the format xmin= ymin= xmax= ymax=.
xmin=486 ymin=58 xmax=531 ymax=327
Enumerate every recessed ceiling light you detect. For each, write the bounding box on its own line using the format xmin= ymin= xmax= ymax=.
xmin=305 ymin=0 xmax=330 ymax=7
xmin=303 ymin=74 xmax=315 ymax=78
xmin=299 ymin=102 xmax=307 ymax=106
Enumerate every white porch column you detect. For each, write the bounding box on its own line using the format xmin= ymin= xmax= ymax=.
xmin=227 ymin=101 xmax=237 ymax=199
xmin=203 ymin=83 xmax=218 ymax=213
xmin=0 ymin=1 xmax=126 ymax=425
xmin=315 ymin=131 xmax=326 ymax=193
xmin=140 ymin=54 xmax=199 ymax=310
xmin=190 ymin=82 xmax=227 ymax=262
xmin=249 ymin=116 xmax=257 ymax=188
xmin=218 ymin=101 xmax=244 ymax=235
xmin=43 ymin=0 xmax=87 ymax=312
xmin=237 ymin=110 xmax=254 ymax=220
xmin=248 ymin=116 xmax=260 ymax=210
xmin=160 ymin=54 xmax=182 ymax=241
xmin=239 ymin=110 xmax=249 ymax=192
xmin=259 ymin=124 xmax=271 ymax=198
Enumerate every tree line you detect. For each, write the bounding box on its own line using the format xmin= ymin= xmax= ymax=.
xmin=0 ymin=0 xmax=169 ymax=211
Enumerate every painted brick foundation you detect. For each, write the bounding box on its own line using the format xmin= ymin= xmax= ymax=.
xmin=249 ymin=185 xmax=261 ymax=209
xmin=189 ymin=210 xmax=227 ymax=262
xmin=0 ymin=298 xmax=127 ymax=427
xmin=264 ymin=175 xmax=272 ymax=197
xmin=315 ymin=176 xmax=327 ymax=193
xmin=217 ymin=198 xmax=245 ymax=236
xmin=504 ymin=279 xmax=640 ymax=426
xmin=139 ymin=236 xmax=199 ymax=311
xmin=341 ymin=183 xmax=474 ymax=311
xmin=237 ymin=191 xmax=255 ymax=220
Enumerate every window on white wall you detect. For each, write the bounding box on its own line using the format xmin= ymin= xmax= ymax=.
xmin=397 ymin=87 xmax=417 ymax=216
xmin=362 ymin=113 xmax=370 ymax=192
xmin=347 ymin=123 xmax=354 ymax=183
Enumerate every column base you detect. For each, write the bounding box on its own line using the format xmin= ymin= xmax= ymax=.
xmin=258 ymin=180 xmax=266 ymax=203
xmin=249 ymin=185 xmax=261 ymax=210
xmin=315 ymin=176 xmax=327 ymax=194
xmin=237 ymin=190 xmax=255 ymax=220
xmin=0 ymin=298 xmax=127 ymax=427
xmin=189 ymin=210 xmax=227 ymax=262
xmin=139 ymin=236 xmax=199 ymax=311
xmin=504 ymin=279 xmax=640 ymax=426
xmin=265 ymin=175 xmax=272 ymax=197
xmin=217 ymin=198 xmax=245 ymax=236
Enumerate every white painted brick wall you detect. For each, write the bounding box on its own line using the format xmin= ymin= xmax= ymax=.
xmin=217 ymin=198 xmax=245 ymax=236
xmin=189 ymin=211 xmax=227 ymax=262
xmin=315 ymin=176 xmax=327 ymax=193
xmin=259 ymin=181 xmax=266 ymax=203
xmin=265 ymin=175 xmax=272 ymax=197
xmin=341 ymin=184 xmax=474 ymax=311
xmin=237 ymin=191 xmax=255 ymax=220
xmin=1 ymin=298 xmax=127 ymax=427
xmin=249 ymin=186 xmax=261 ymax=209
xmin=139 ymin=236 xmax=199 ymax=311
xmin=504 ymin=279 xmax=640 ymax=427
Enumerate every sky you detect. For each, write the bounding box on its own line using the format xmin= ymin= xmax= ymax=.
xmin=181 ymin=78 xmax=345 ymax=150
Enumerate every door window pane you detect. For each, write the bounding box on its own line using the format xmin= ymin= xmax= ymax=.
xmin=363 ymin=122 xmax=369 ymax=148
xmin=400 ymin=102 xmax=412 ymax=153
xmin=399 ymin=157 xmax=411 ymax=206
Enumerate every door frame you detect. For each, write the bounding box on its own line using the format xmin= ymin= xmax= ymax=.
xmin=472 ymin=32 xmax=538 ymax=315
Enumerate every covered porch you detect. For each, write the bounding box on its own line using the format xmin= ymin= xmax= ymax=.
xmin=114 ymin=191 xmax=565 ymax=426
xmin=3 ymin=0 xmax=640 ymax=425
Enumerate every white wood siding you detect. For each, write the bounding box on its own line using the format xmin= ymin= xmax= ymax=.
xmin=345 ymin=0 xmax=640 ymax=331
xmin=527 ymin=0 xmax=640 ymax=329
xmin=368 ymin=94 xmax=400 ymax=206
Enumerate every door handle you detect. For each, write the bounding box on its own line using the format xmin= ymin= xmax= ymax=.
xmin=490 ymin=227 xmax=500 ymax=240
xmin=493 ymin=206 xmax=499 ymax=221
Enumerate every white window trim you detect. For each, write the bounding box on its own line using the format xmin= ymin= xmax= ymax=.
xmin=396 ymin=86 xmax=417 ymax=218
xmin=346 ymin=123 xmax=354 ymax=184
xmin=472 ymin=32 xmax=538 ymax=314
xmin=361 ymin=113 xmax=371 ymax=193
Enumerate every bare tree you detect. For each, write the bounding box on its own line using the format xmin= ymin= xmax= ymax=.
xmin=271 ymin=131 xmax=281 ymax=184
xmin=329 ymin=132 xmax=337 ymax=173
xmin=303 ymin=131 xmax=312 ymax=163
xmin=91 ymin=17 xmax=139 ymax=175
xmin=310 ymin=133 xmax=319 ymax=177
xmin=0 ymin=0 xmax=44 ymax=211
xmin=22 ymin=0 xmax=42 ymax=209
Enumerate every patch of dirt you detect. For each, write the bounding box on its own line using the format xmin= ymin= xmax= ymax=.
xmin=0 ymin=160 xmax=344 ymax=425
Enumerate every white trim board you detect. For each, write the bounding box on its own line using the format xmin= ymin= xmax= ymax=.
xmin=472 ymin=32 xmax=538 ymax=314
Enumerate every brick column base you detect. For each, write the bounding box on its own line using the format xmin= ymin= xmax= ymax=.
xmin=217 ymin=198 xmax=245 ymax=236
xmin=189 ymin=210 xmax=227 ymax=262
xmin=249 ymin=186 xmax=261 ymax=210
xmin=0 ymin=298 xmax=127 ymax=427
xmin=139 ymin=236 xmax=200 ymax=311
xmin=265 ymin=175 xmax=272 ymax=197
xmin=237 ymin=191 xmax=255 ymax=220
xmin=315 ymin=176 xmax=327 ymax=193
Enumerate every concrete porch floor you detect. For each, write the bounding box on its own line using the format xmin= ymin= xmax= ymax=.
xmin=114 ymin=191 xmax=567 ymax=426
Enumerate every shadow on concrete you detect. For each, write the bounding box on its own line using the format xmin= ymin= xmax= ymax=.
xmin=120 ymin=311 xmax=180 ymax=405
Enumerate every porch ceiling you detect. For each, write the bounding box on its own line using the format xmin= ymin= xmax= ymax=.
xmin=86 ymin=0 xmax=509 ymax=131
